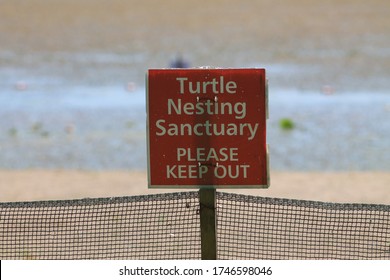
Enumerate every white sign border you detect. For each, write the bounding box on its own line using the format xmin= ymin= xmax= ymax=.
xmin=146 ymin=69 xmax=270 ymax=189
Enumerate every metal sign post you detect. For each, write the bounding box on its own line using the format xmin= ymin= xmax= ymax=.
xmin=146 ymin=68 xmax=269 ymax=259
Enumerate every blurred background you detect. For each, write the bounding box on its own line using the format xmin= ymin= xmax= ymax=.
xmin=0 ymin=0 xmax=389 ymax=171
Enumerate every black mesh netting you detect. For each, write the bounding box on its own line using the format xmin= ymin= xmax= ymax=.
xmin=216 ymin=193 xmax=390 ymax=260
xmin=0 ymin=192 xmax=201 ymax=260
xmin=1 ymin=191 xmax=389 ymax=259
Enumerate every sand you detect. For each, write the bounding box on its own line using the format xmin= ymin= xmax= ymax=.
xmin=1 ymin=170 xmax=389 ymax=205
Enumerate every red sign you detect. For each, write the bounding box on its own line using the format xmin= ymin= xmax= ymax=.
xmin=147 ymin=68 xmax=269 ymax=188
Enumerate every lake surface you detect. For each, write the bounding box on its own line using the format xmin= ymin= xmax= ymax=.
xmin=1 ymin=0 xmax=389 ymax=171
xmin=0 ymin=83 xmax=388 ymax=171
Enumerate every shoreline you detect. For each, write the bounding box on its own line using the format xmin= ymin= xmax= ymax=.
xmin=1 ymin=170 xmax=389 ymax=205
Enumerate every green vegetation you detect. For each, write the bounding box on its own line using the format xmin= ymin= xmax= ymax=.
xmin=31 ymin=122 xmax=50 ymax=138
xmin=126 ymin=121 xmax=135 ymax=129
xmin=31 ymin=122 xmax=43 ymax=133
xmin=279 ymin=118 xmax=295 ymax=131
xmin=40 ymin=131 xmax=50 ymax=138
xmin=8 ymin=127 xmax=18 ymax=137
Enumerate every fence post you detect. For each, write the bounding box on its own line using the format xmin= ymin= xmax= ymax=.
xmin=199 ymin=188 xmax=217 ymax=260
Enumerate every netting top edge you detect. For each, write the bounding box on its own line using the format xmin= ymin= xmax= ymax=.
xmin=217 ymin=192 xmax=390 ymax=212
xmin=1 ymin=191 xmax=390 ymax=212
xmin=0 ymin=191 xmax=199 ymax=208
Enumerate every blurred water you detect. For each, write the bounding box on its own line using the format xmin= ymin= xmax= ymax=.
xmin=1 ymin=0 xmax=389 ymax=171
xmin=0 ymin=82 xmax=388 ymax=171
xmin=268 ymin=90 xmax=390 ymax=170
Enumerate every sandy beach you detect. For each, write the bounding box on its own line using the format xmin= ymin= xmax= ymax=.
xmin=1 ymin=170 xmax=389 ymax=204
